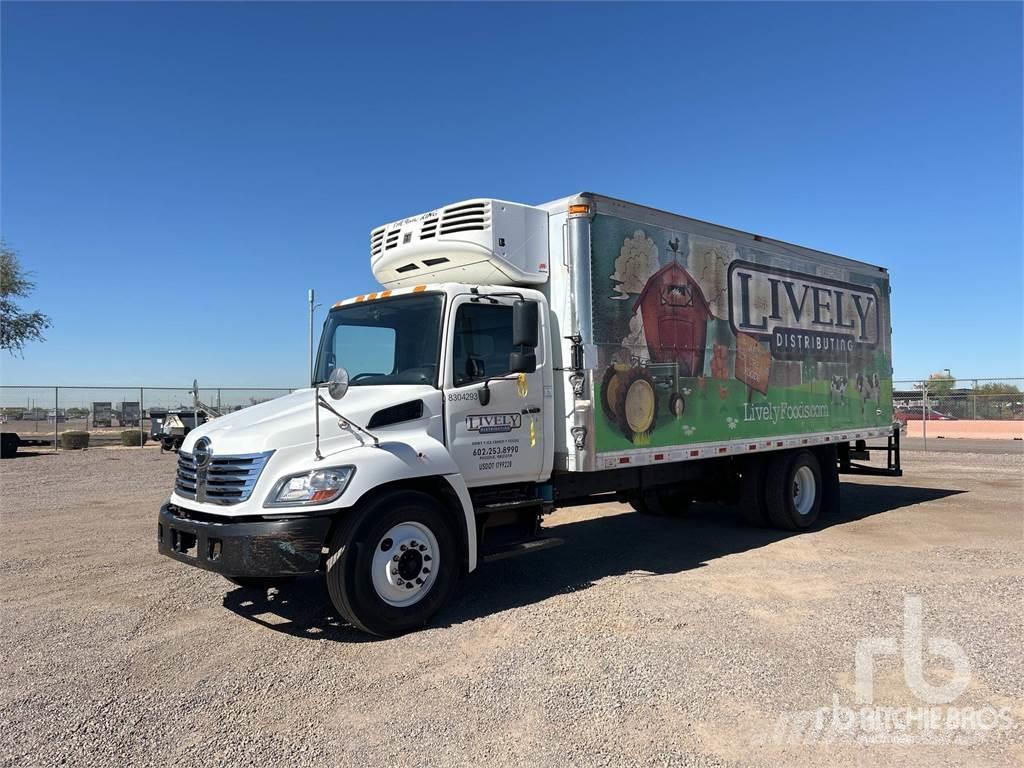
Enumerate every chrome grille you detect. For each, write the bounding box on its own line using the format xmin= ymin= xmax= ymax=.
xmin=175 ymin=450 xmax=273 ymax=506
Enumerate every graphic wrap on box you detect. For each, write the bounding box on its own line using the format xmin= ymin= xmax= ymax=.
xmin=591 ymin=214 xmax=893 ymax=451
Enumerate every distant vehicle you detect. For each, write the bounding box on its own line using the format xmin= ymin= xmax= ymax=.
xmin=156 ymin=381 xmax=221 ymax=452
xmin=120 ymin=402 xmax=141 ymax=427
xmin=92 ymin=402 xmax=113 ymax=428
xmin=894 ymin=406 xmax=957 ymax=425
xmin=1 ymin=433 xmax=54 ymax=459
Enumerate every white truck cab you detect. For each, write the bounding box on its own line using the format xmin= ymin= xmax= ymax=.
xmin=158 ymin=193 xmax=900 ymax=636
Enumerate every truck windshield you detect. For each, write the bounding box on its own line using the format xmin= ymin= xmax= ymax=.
xmin=314 ymin=293 xmax=445 ymax=387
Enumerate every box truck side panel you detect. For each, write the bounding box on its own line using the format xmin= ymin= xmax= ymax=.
xmin=587 ymin=207 xmax=893 ymax=457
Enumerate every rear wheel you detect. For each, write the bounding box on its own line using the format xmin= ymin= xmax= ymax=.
xmin=325 ymin=490 xmax=458 ymax=636
xmin=736 ymin=457 xmax=771 ymax=526
xmin=629 ymin=486 xmax=692 ymax=517
xmin=765 ymin=450 xmax=822 ymax=530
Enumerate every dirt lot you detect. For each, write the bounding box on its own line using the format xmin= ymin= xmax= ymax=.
xmin=1 ymin=445 xmax=1021 ymax=767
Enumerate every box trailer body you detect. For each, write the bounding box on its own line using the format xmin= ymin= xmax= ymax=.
xmin=547 ymin=195 xmax=893 ymax=472
xmin=119 ymin=402 xmax=142 ymax=427
xmin=92 ymin=402 xmax=113 ymax=428
xmin=158 ymin=193 xmax=899 ymax=636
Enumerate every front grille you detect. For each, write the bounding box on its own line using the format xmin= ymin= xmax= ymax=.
xmin=176 ymin=451 xmax=273 ymax=506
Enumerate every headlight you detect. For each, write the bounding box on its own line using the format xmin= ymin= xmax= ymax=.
xmin=265 ymin=466 xmax=354 ymax=507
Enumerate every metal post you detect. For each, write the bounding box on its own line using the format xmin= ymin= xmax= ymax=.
xmin=139 ymin=387 xmax=145 ymax=447
xmin=54 ymin=387 xmax=59 ymax=452
xmin=922 ymin=385 xmax=928 ymax=450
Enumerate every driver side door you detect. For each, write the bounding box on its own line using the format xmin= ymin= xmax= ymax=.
xmin=443 ymin=295 xmax=545 ymax=487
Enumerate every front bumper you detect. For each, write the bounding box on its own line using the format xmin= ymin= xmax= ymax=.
xmin=157 ymin=503 xmax=333 ymax=577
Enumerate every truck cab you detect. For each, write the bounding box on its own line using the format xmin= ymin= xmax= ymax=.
xmin=159 ymin=199 xmax=569 ymax=636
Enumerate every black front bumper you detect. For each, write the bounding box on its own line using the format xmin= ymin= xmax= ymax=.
xmin=157 ymin=503 xmax=334 ymax=578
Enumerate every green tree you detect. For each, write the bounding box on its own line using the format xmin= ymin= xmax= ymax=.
xmin=1 ymin=244 xmax=51 ymax=355
xmin=917 ymin=370 xmax=955 ymax=397
xmin=973 ymin=382 xmax=1023 ymax=420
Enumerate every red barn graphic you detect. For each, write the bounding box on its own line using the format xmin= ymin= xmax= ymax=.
xmin=634 ymin=262 xmax=711 ymax=377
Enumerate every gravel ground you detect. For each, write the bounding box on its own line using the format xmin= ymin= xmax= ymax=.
xmin=1 ymin=445 xmax=1021 ymax=767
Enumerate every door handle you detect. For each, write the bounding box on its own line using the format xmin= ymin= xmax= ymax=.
xmin=521 ymin=406 xmax=541 ymax=414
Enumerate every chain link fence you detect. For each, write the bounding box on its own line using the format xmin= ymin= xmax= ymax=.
xmin=0 ymin=385 xmax=296 ymax=450
xmin=2 ymin=378 xmax=1021 ymax=452
xmin=893 ymin=378 xmax=1024 ymax=419
xmin=893 ymin=377 xmax=1023 ymax=442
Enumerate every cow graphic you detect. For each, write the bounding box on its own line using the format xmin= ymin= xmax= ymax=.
xmin=830 ymin=375 xmax=848 ymax=405
xmin=856 ymin=372 xmax=881 ymax=414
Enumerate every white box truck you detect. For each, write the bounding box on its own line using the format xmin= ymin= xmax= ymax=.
xmin=158 ymin=193 xmax=899 ymax=636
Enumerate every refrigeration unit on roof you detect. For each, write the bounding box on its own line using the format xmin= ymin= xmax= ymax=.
xmin=369 ymin=198 xmax=549 ymax=289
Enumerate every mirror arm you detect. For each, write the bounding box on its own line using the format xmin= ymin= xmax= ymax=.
xmin=317 ymin=393 xmax=381 ymax=449
xmin=477 ymin=372 xmax=526 ymax=407
xmin=314 ymin=384 xmax=324 ymax=461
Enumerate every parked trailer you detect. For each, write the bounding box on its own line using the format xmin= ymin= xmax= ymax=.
xmin=157 ymin=193 xmax=899 ymax=636
xmin=119 ymin=402 xmax=141 ymax=427
xmin=1 ymin=433 xmax=54 ymax=458
xmin=92 ymin=402 xmax=113 ymax=428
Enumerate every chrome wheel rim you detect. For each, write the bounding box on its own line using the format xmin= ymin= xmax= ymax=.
xmin=371 ymin=521 xmax=439 ymax=607
xmin=792 ymin=465 xmax=816 ymax=516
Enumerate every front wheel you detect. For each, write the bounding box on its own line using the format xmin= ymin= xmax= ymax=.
xmin=325 ymin=490 xmax=458 ymax=636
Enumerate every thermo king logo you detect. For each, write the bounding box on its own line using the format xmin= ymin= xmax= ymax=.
xmin=466 ymin=414 xmax=522 ymax=434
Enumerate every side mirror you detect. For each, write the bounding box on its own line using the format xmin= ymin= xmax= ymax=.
xmin=327 ymin=367 xmax=350 ymax=400
xmin=509 ymin=350 xmax=537 ymax=374
xmin=510 ymin=299 xmax=539 ymax=374
xmin=512 ymin=300 xmax=539 ymax=348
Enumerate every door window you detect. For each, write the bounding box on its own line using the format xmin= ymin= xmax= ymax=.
xmin=451 ymin=304 xmax=514 ymax=386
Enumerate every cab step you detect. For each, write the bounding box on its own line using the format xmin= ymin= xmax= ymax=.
xmin=482 ymin=536 xmax=563 ymax=563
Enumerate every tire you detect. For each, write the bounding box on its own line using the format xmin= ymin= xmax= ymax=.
xmin=325 ymin=490 xmax=458 ymax=637
xmin=600 ymin=364 xmax=625 ymax=422
xmin=226 ymin=576 xmax=296 ymax=590
xmin=0 ymin=434 xmax=18 ymax=459
xmin=817 ymin=446 xmax=840 ymax=518
xmin=628 ymin=486 xmax=692 ymax=517
xmin=613 ymin=367 xmax=659 ymax=441
xmin=668 ymin=392 xmax=685 ymax=419
xmin=737 ymin=456 xmax=770 ymax=527
xmin=765 ymin=450 xmax=822 ymax=530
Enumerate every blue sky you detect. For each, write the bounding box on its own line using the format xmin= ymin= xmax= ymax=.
xmin=2 ymin=1 xmax=1021 ymax=387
